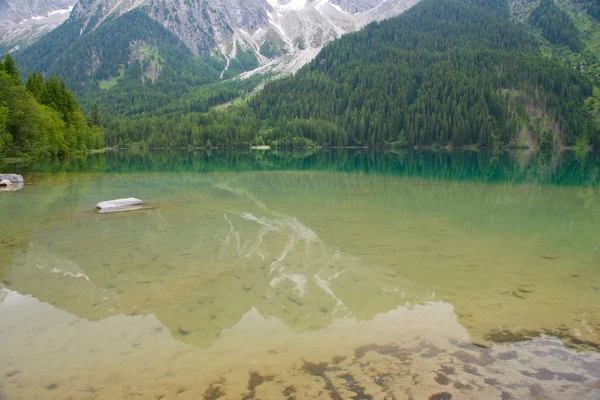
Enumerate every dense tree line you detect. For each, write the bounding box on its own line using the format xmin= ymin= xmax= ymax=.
xmin=0 ymin=54 xmax=103 ymax=158
xmin=102 ymin=76 xmax=263 ymax=147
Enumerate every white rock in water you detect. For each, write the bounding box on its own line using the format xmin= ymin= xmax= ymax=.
xmin=96 ymin=198 xmax=143 ymax=213
xmin=0 ymin=174 xmax=24 ymax=183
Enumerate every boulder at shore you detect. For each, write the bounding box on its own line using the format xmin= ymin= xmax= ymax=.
xmin=0 ymin=174 xmax=24 ymax=183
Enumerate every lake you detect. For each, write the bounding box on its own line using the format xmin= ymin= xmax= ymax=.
xmin=1 ymin=149 xmax=599 ymax=399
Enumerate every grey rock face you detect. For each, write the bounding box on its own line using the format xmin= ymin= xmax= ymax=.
xmin=239 ymin=0 xmax=421 ymax=76
xmin=70 ymin=0 xmax=273 ymax=54
xmin=68 ymin=0 xmax=418 ymax=60
xmin=0 ymin=0 xmax=76 ymax=49
xmin=71 ymin=0 xmax=147 ymax=32
xmin=0 ymin=0 xmax=74 ymax=24
xmin=144 ymin=0 xmax=272 ymax=54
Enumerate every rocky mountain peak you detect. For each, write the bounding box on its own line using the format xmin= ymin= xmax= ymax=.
xmin=144 ymin=0 xmax=273 ymax=54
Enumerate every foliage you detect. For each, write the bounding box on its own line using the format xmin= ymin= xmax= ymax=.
xmin=0 ymin=55 xmax=104 ymax=158
xmin=579 ymin=0 xmax=600 ymax=21
xmin=530 ymin=0 xmax=582 ymax=51
xmin=221 ymin=50 xmax=260 ymax=79
xmin=102 ymin=76 xmax=263 ymax=147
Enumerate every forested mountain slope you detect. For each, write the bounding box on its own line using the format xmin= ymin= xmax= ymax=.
xmin=248 ymin=0 xmax=597 ymax=148
xmin=102 ymin=0 xmax=600 ymax=149
xmin=13 ymin=9 xmax=228 ymax=118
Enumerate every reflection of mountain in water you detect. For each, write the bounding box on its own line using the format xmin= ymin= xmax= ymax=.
xmin=1 ymin=150 xmax=599 ymax=352
xmin=1 ymin=178 xmax=431 ymax=348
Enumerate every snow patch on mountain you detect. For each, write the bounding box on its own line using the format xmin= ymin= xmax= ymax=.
xmin=18 ymin=6 xmax=73 ymax=25
xmin=266 ymin=0 xmax=308 ymax=10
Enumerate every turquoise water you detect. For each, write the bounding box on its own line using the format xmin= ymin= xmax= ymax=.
xmin=0 ymin=149 xmax=599 ymax=399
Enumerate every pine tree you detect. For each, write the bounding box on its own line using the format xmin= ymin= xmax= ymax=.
xmin=25 ymin=72 xmax=45 ymax=102
xmin=2 ymin=53 xmax=20 ymax=85
xmin=91 ymin=103 xmax=102 ymax=127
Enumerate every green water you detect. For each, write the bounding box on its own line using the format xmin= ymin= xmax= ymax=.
xmin=0 ymin=150 xmax=599 ymax=400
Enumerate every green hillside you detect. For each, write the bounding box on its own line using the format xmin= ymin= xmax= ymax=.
xmin=13 ymin=9 xmax=258 ymax=119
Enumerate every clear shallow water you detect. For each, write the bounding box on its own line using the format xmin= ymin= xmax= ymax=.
xmin=0 ymin=150 xmax=599 ymax=399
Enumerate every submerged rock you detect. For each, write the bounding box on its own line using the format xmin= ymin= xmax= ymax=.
xmin=96 ymin=198 xmax=143 ymax=213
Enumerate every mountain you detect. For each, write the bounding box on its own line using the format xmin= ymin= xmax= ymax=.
xmin=65 ymin=0 xmax=420 ymax=70
xmin=97 ymin=0 xmax=599 ymax=150
xmin=14 ymin=0 xmax=420 ymax=90
xmin=238 ymin=0 xmax=421 ymax=76
xmin=8 ymin=0 xmax=421 ymax=136
xmin=9 ymin=0 xmax=600 ymax=151
xmin=69 ymin=0 xmax=271 ymax=55
xmin=0 ymin=0 xmax=77 ymax=52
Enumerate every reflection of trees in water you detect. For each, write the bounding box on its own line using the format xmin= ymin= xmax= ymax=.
xmin=102 ymin=149 xmax=600 ymax=186
xmin=9 ymin=149 xmax=600 ymax=186
xmin=211 ymin=207 xmax=430 ymax=340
